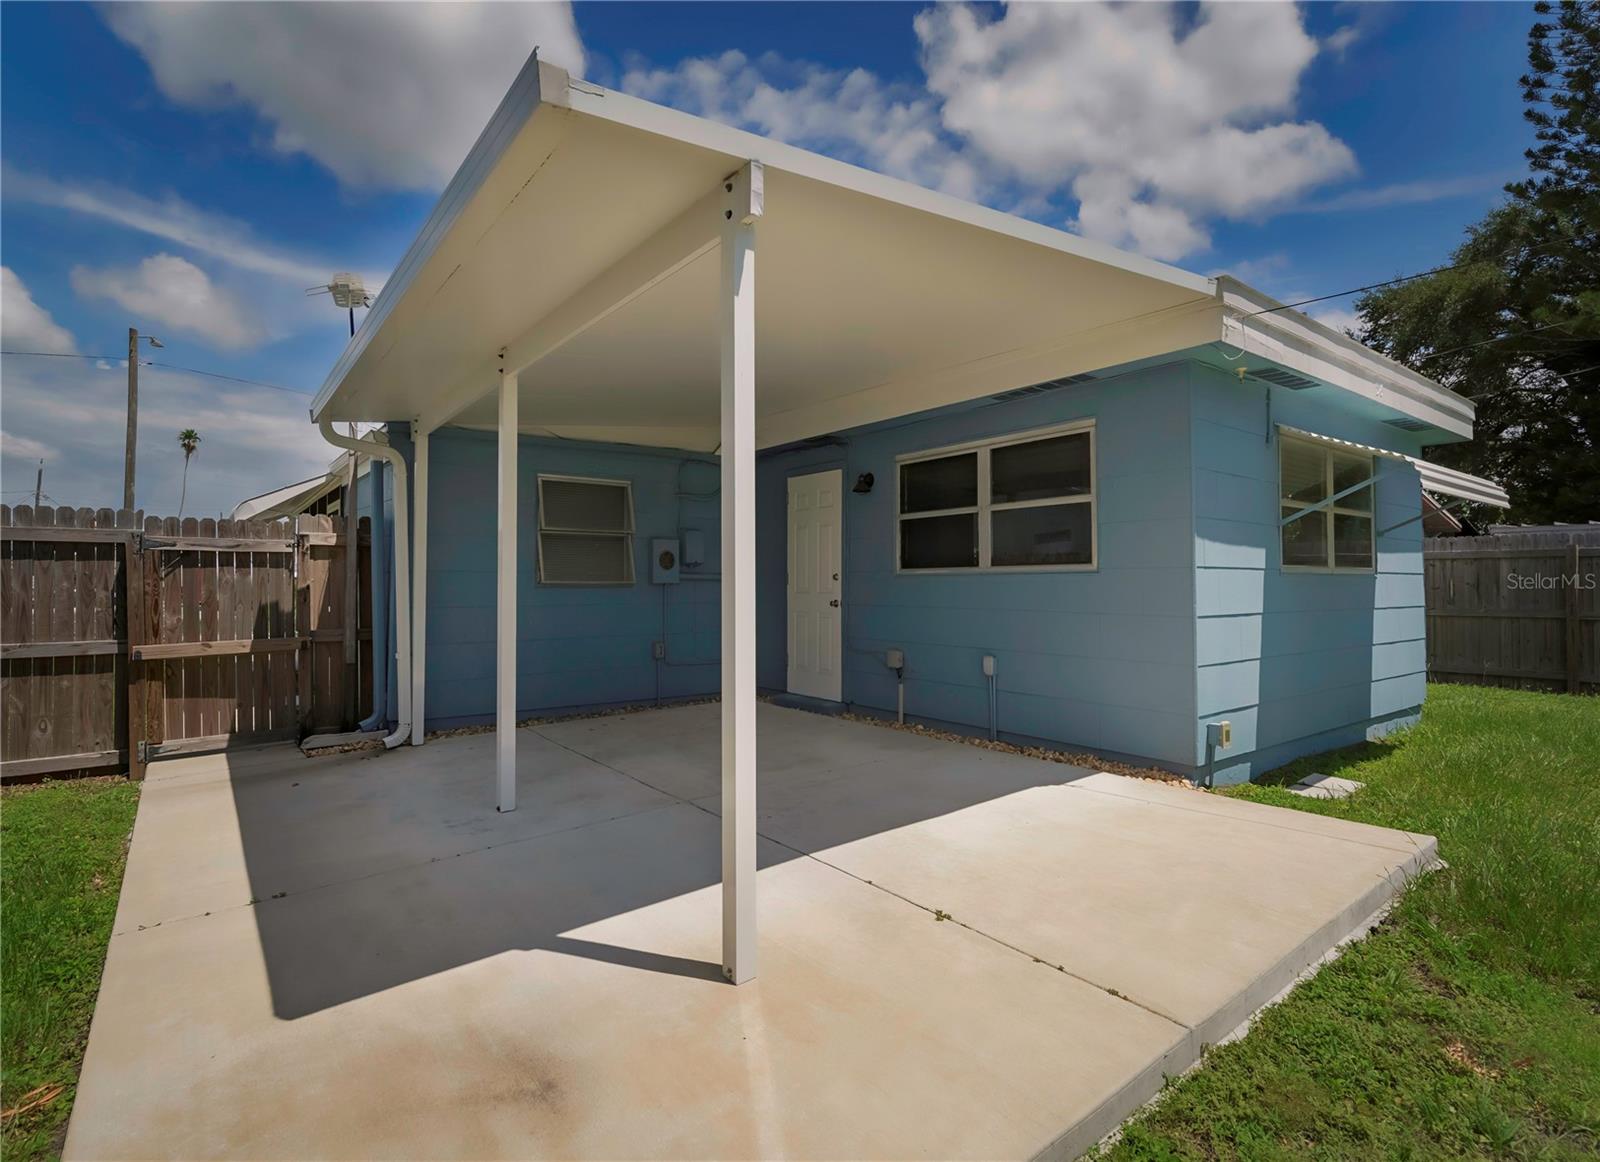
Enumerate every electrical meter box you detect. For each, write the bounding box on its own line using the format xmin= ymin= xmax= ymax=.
xmin=651 ymin=538 xmax=681 ymax=584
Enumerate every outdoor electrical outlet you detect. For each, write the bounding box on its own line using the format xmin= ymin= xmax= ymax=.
xmin=1207 ymin=721 xmax=1232 ymax=748
xmin=982 ymin=655 xmax=996 ymax=677
xmin=652 ymin=641 xmax=665 ymax=660
xmin=885 ymin=648 xmax=904 ymax=669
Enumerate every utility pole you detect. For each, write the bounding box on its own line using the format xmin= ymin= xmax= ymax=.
xmin=33 ymin=459 xmax=43 ymax=509
xmin=124 ymin=327 xmax=138 ymax=511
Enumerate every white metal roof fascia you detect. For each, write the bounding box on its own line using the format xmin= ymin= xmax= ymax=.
xmin=1278 ymin=424 xmax=1510 ymax=508
xmin=310 ymin=53 xmax=561 ymax=421
xmin=1220 ymin=278 xmax=1474 ymax=439
xmin=563 ymin=81 xmax=1216 ymax=301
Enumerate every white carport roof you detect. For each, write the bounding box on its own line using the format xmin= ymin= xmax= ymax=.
xmin=310 ymin=55 xmax=1476 ymax=448
xmin=310 ymin=52 xmax=1498 ymax=989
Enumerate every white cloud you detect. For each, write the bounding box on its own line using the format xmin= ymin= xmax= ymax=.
xmin=1298 ymin=173 xmax=1507 ymax=213
xmin=5 ymin=170 xmax=331 ymax=285
xmin=1 ymin=266 xmax=78 ymax=354
xmin=71 ymin=254 xmax=264 ymax=350
xmin=1308 ymin=305 xmax=1362 ymax=336
xmin=624 ymin=51 xmax=985 ymax=201
xmin=1325 ymin=25 xmax=1362 ymax=56
xmin=915 ymin=1 xmax=1357 ymax=260
xmin=1216 ymin=251 xmax=1293 ymax=286
xmin=0 ymin=354 xmax=330 ymax=515
xmin=1 ymin=429 xmax=56 ymax=464
xmin=622 ymin=3 xmax=1356 ymax=263
xmin=104 ymin=1 xmax=586 ymax=190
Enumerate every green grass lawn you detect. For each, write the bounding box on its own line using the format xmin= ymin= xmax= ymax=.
xmin=1 ymin=777 xmax=140 ymax=1161
xmin=1100 ymin=684 xmax=1600 ymax=1161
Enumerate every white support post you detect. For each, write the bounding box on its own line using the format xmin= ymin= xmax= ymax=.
xmin=411 ymin=422 xmax=429 ymax=745
xmin=720 ymin=161 xmax=762 ymax=984
xmin=496 ymin=367 xmax=519 ymax=812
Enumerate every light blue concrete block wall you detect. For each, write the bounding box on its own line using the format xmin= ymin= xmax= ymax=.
xmin=387 ymin=427 xmax=723 ymax=729
xmin=1189 ymin=363 xmax=1427 ymax=783
xmin=757 ymin=362 xmax=1201 ymax=767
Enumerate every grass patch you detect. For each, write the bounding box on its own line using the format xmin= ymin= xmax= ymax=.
xmin=1098 ymin=684 xmax=1600 ymax=1160
xmin=2 ymin=777 xmax=140 ymax=1161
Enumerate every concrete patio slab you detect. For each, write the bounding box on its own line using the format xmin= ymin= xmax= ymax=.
xmin=67 ymin=703 xmax=1436 ymax=1161
xmin=1289 ymin=774 xmax=1367 ymax=800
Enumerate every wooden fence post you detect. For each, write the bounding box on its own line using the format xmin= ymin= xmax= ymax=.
xmin=125 ymin=532 xmax=147 ymax=780
xmin=1566 ymin=540 xmax=1582 ymax=695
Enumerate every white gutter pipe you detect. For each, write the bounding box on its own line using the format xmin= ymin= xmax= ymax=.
xmin=319 ymin=420 xmax=412 ymax=748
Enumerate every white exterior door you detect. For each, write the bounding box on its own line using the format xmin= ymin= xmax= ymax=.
xmin=786 ymin=469 xmax=843 ymax=701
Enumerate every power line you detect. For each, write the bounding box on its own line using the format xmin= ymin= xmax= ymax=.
xmin=1240 ymin=237 xmax=1572 ymax=320
xmin=1418 ymin=320 xmax=1577 ymax=362
xmin=0 ymin=349 xmax=124 ymax=360
xmin=1241 ymin=267 xmax=1468 ymax=318
xmin=146 ymin=361 xmax=309 ymax=395
xmin=1461 ymin=362 xmax=1600 ymax=400
xmin=0 ymin=349 xmax=310 ymax=396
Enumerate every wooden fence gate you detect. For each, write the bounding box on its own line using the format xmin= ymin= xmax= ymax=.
xmin=1 ymin=505 xmax=371 ymax=781
xmin=1425 ymin=530 xmax=1599 ymax=694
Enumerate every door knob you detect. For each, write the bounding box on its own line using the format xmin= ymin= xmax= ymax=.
xmin=829 ymin=599 xmax=840 ymax=607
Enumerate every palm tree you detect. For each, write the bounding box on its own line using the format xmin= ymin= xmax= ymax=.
xmin=176 ymin=429 xmax=201 ymax=518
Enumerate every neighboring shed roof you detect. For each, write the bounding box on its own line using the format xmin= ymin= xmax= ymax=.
xmin=311 ymin=54 xmax=1476 ymax=450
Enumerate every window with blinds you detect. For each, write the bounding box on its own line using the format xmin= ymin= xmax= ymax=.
xmin=1279 ymin=436 xmax=1375 ymax=571
xmin=537 ymin=475 xmax=636 ymax=585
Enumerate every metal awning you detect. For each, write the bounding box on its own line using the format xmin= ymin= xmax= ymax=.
xmin=1413 ymin=458 xmax=1510 ymax=508
xmin=1278 ymin=424 xmax=1509 ymax=508
xmin=1278 ymin=424 xmax=1410 ymax=461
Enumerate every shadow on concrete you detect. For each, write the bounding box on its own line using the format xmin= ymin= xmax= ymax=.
xmin=227 ymin=705 xmax=1086 ymax=1018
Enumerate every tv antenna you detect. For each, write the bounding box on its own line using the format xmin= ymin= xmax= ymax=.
xmin=307 ymin=273 xmax=373 ymax=337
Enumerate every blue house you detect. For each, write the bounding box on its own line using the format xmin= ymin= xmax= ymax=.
xmin=309 ymin=54 xmax=1506 ymax=982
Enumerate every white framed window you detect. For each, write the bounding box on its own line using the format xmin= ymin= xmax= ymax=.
xmin=896 ymin=420 xmax=1096 ymax=572
xmin=1279 ymin=435 xmax=1375 ymax=572
xmin=537 ymin=474 xmax=636 ymax=585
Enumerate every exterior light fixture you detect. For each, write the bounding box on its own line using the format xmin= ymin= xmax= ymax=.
xmin=852 ymin=472 xmax=874 ymax=494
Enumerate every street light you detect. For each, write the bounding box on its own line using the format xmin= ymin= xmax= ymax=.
xmin=124 ymin=329 xmax=165 ymax=511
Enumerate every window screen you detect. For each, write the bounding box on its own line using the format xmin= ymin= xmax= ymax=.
xmin=1278 ymin=437 xmax=1374 ymax=571
xmin=537 ymin=476 xmax=635 ymax=584
xmin=897 ymin=423 xmax=1095 ymax=571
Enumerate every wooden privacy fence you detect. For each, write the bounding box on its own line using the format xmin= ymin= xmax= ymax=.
xmin=1 ymin=505 xmax=371 ymax=781
xmin=1425 ymin=530 xmax=1600 ymax=694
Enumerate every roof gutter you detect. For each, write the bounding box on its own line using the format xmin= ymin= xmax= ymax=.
xmin=319 ymin=419 xmax=412 ymax=749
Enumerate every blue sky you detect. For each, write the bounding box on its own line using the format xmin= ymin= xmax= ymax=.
xmin=1 ymin=2 xmax=1534 ymax=513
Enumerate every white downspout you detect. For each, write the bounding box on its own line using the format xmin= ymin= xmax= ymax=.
xmin=319 ymin=419 xmax=412 ymax=748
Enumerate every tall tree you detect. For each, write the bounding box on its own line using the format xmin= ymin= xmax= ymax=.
xmin=176 ymin=429 xmax=201 ymax=519
xmin=1356 ymin=0 xmax=1599 ymax=524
